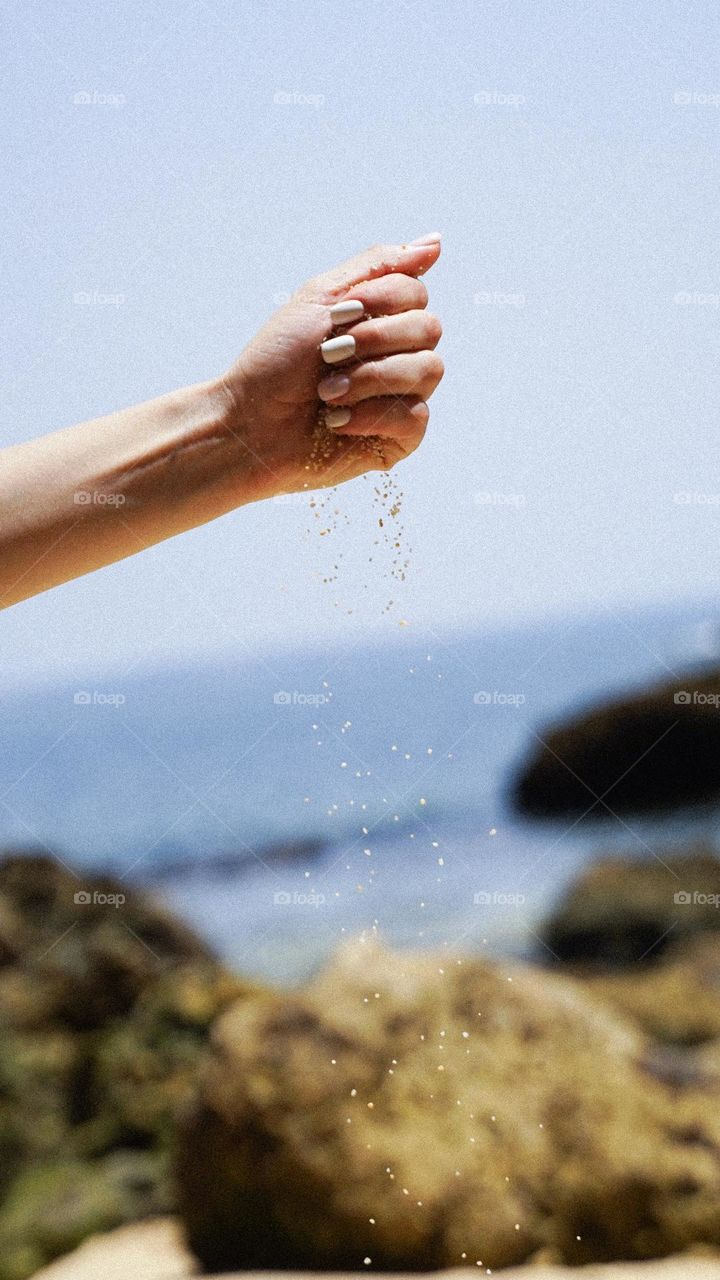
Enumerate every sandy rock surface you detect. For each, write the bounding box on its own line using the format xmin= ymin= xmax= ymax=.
xmin=176 ymin=938 xmax=720 ymax=1273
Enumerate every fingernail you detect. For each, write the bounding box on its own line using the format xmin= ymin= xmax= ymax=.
xmin=409 ymin=232 xmax=442 ymax=246
xmin=329 ymin=299 xmax=364 ymax=325
xmin=410 ymin=401 xmax=430 ymax=424
xmin=325 ymin=406 xmax=352 ymax=430
xmin=320 ymin=334 xmax=356 ymax=364
xmin=318 ymin=373 xmax=351 ymax=401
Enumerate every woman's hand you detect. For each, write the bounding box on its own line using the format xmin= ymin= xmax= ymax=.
xmin=0 ymin=236 xmax=443 ymax=607
xmin=221 ymin=235 xmax=443 ymax=501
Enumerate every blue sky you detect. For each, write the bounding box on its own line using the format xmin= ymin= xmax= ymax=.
xmin=2 ymin=0 xmax=720 ymax=684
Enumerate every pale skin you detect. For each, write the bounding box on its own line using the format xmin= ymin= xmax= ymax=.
xmin=0 ymin=235 xmax=443 ymax=609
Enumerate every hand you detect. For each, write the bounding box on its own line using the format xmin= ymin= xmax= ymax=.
xmin=221 ymin=235 xmax=444 ymax=501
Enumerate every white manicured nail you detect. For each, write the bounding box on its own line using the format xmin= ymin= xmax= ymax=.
xmin=325 ymin=406 xmax=352 ymax=429
xmin=320 ymin=334 xmax=356 ymax=364
xmin=329 ymin=299 xmax=364 ymax=325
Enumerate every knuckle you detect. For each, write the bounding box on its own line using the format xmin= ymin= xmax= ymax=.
xmin=360 ymin=359 xmax=384 ymax=385
xmin=422 ymin=352 xmax=445 ymax=383
xmin=424 ymin=313 xmax=443 ymax=345
xmin=367 ymin=317 xmax=390 ymax=346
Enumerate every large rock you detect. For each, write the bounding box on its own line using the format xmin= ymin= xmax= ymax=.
xmin=0 ymin=853 xmax=250 ymax=1280
xmin=177 ymin=938 xmax=720 ymax=1273
xmin=540 ymin=850 xmax=720 ymax=968
xmin=513 ymin=669 xmax=720 ymax=816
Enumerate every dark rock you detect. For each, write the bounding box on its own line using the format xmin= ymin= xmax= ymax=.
xmin=513 ymin=668 xmax=720 ymax=817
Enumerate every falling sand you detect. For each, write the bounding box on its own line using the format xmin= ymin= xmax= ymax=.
xmin=305 ymin=425 xmax=412 ymax=619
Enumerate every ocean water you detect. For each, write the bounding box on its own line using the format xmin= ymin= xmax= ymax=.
xmin=2 ymin=601 xmax=720 ymax=983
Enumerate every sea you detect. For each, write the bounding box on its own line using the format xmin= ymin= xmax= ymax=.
xmin=2 ymin=599 xmax=720 ymax=984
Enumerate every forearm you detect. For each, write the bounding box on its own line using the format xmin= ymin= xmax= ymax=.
xmin=0 ymin=378 xmax=255 ymax=608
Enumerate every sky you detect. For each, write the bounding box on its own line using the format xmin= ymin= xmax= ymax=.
xmin=2 ymin=0 xmax=720 ymax=685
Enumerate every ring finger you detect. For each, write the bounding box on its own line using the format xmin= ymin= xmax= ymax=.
xmin=318 ymin=350 xmax=444 ymax=406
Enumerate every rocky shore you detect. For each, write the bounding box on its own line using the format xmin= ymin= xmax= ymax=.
xmin=2 ymin=837 xmax=720 ymax=1278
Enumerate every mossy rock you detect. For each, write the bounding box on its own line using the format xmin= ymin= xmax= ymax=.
xmin=0 ymin=1154 xmax=168 ymax=1280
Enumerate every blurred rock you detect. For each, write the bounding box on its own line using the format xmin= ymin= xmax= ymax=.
xmin=177 ymin=938 xmax=720 ymax=1273
xmin=540 ymin=850 xmax=720 ymax=967
xmin=582 ymin=933 xmax=720 ymax=1045
xmin=0 ymin=854 xmax=214 ymax=1030
xmin=0 ymin=1156 xmax=168 ymax=1280
xmin=0 ymin=852 xmax=250 ymax=1280
xmin=513 ymin=668 xmax=720 ymax=816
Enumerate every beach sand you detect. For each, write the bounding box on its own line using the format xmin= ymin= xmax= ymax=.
xmin=28 ymin=1218 xmax=720 ymax=1280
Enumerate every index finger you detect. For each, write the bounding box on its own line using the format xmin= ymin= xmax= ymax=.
xmin=307 ymin=236 xmax=442 ymax=300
